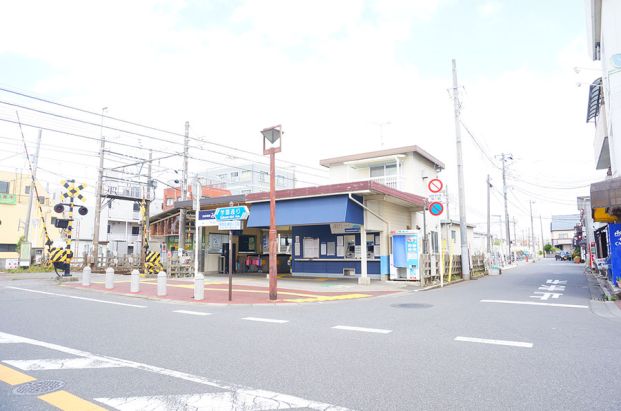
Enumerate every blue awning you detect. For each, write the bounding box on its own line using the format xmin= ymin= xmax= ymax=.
xmin=247 ymin=195 xmax=363 ymax=228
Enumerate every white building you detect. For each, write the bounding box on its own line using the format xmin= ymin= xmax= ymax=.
xmin=550 ymin=215 xmax=579 ymax=252
xmin=199 ymin=163 xmax=295 ymax=195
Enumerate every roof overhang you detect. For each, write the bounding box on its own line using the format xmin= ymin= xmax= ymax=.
xmin=319 ymin=145 xmax=445 ymax=170
xmin=174 ymin=194 xmax=246 ymax=210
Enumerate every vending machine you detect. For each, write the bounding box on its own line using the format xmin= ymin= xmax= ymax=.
xmin=390 ymin=230 xmax=420 ymax=281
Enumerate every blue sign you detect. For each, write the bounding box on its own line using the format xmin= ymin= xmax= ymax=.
xmin=215 ymin=206 xmax=250 ymax=221
xmin=197 ymin=210 xmax=217 ymax=227
xmin=608 ymin=223 xmax=621 ymax=284
xmin=405 ymin=234 xmax=420 ymax=280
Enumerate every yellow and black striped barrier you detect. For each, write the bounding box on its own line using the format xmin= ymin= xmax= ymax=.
xmin=144 ymin=251 xmax=163 ymax=275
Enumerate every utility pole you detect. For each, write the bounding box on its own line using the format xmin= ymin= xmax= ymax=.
xmin=92 ymin=107 xmax=107 ymax=267
xmin=451 ymin=59 xmax=470 ymax=280
xmin=140 ymin=150 xmax=153 ymax=272
xmin=23 ymin=130 xmax=42 ymax=247
xmin=179 ymin=121 xmax=189 ymax=251
xmin=499 ymin=153 xmax=513 ymax=262
xmin=512 ymin=217 xmax=517 ymax=246
xmin=486 ymin=175 xmax=491 ymax=254
xmin=529 ymin=200 xmax=535 ymax=258
xmin=539 ymin=215 xmax=545 ymax=256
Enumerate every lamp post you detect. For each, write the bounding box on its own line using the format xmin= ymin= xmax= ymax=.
xmin=261 ymin=125 xmax=282 ymax=301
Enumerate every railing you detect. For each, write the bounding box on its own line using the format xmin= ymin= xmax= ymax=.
xmin=369 ymin=176 xmax=403 ymax=190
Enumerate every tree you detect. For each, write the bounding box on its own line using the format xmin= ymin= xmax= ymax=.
xmin=543 ymin=243 xmax=554 ymax=253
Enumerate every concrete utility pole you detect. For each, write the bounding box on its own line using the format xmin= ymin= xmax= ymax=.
xmin=451 ymin=59 xmax=470 ymax=280
xmin=23 ymin=129 xmax=42 ymax=246
xmin=512 ymin=217 xmax=517 ymax=246
xmin=92 ymin=107 xmax=108 ymax=267
xmin=529 ymin=200 xmax=536 ymax=257
xmin=486 ymin=175 xmax=491 ymax=254
xmin=146 ymin=149 xmax=152 ymax=243
xmin=179 ymin=121 xmax=190 ymax=251
xmin=539 ymin=215 xmax=545 ymax=255
xmin=499 ymin=153 xmax=512 ymax=262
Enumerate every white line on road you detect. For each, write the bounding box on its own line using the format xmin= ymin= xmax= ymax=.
xmin=173 ymin=310 xmax=212 ymax=316
xmin=332 ymin=325 xmax=392 ymax=334
xmin=0 ymin=331 xmax=350 ymax=411
xmin=5 ymin=286 xmax=147 ymax=308
xmin=241 ymin=317 xmax=289 ymax=324
xmin=4 ymin=357 xmax=125 ymax=371
xmin=454 ymin=336 xmax=533 ymax=348
xmin=480 ymin=299 xmax=588 ymax=309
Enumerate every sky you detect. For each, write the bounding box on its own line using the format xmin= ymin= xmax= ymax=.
xmin=0 ymin=0 xmax=603 ymax=241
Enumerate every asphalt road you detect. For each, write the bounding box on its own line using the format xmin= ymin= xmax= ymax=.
xmin=1 ymin=259 xmax=620 ymax=410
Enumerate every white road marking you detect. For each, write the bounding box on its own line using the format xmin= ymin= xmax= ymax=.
xmin=530 ymin=292 xmax=563 ymax=300
xmin=241 ymin=317 xmax=289 ymax=324
xmin=481 ymin=299 xmax=588 ymax=308
xmin=546 ymin=280 xmax=567 ymax=285
xmin=5 ymin=286 xmax=147 ymax=308
xmin=454 ymin=336 xmax=533 ymax=348
xmin=96 ymin=391 xmax=295 ymax=411
xmin=0 ymin=331 xmax=350 ymax=411
xmin=173 ymin=310 xmax=212 ymax=316
xmin=332 ymin=325 xmax=392 ymax=334
xmin=538 ymin=285 xmax=566 ymax=292
xmin=4 ymin=357 xmax=125 ymax=371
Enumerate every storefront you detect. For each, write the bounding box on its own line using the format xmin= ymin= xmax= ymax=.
xmin=590 ymin=177 xmax=621 ymax=285
xmin=246 ymin=181 xmax=425 ymax=281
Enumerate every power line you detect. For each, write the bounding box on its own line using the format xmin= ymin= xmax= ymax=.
xmin=459 ymin=120 xmax=500 ymax=170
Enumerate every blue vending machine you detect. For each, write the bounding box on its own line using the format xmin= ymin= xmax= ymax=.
xmin=390 ymin=230 xmax=420 ymax=281
xmin=608 ymin=223 xmax=621 ymax=285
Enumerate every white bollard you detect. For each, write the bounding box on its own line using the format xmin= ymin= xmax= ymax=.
xmin=194 ymin=273 xmax=205 ymax=301
xmin=105 ymin=267 xmax=114 ymax=289
xmin=130 ymin=269 xmax=140 ymax=293
xmin=81 ymin=266 xmax=91 ymax=286
xmin=157 ymin=271 xmax=167 ymax=296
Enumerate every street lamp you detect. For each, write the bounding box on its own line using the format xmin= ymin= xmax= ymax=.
xmin=261 ymin=125 xmax=282 ymax=301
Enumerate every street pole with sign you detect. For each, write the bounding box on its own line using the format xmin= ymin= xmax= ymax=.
xmin=261 ymin=125 xmax=282 ymax=301
xmin=214 ymin=205 xmax=249 ymax=301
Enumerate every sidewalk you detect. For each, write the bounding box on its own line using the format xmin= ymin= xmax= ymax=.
xmin=62 ymin=274 xmax=406 ymax=305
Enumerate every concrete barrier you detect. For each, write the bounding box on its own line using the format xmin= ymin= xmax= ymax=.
xmin=194 ymin=273 xmax=205 ymax=301
xmin=130 ymin=269 xmax=140 ymax=293
xmin=157 ymin=271 xmax=167 ymax=296
xmin=105 ymin=267 xmax=114 ymax=289
xmin=81 ymin=266 xmax=91 ymax=286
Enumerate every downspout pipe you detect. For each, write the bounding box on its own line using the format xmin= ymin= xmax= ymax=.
xmin=348 ymin=193 xmax=391 ymax=280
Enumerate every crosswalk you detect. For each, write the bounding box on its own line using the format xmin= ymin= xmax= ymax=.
xmin=0 ymin=331 xmax=351 ymax=411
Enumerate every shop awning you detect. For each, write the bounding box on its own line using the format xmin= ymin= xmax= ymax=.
xmin=590 ymin=176 xmax=621 ymax=223
xmin=246 ymin=195 xmax=363 ymax=228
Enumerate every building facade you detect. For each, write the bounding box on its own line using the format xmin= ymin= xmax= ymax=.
xmin=198 ymin=163 xmax=295 ymax=195
xmin=550 ymin=215 xmax=580 ymax=253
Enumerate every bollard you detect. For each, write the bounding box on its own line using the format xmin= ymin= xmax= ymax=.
xmin=157 ymin=271 xmax=167 ymax=296
xmin=81 ymin=266 xmax=91 ymax=287
xmin=194 ymin=273 xmax=205 ymax=301
xmin=105 ymin=267 xmax=114 ymax=289
xmin=130 ymin=269 xmax=140 ymax=293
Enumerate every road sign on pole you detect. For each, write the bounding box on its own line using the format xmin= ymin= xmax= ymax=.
xmin=429 ymin=201 xmax=444 ymax=216
xmin=428 ymin=178 xmax=443 ymax=193
xmin=214 ymin=206 xmax=249 ymax=221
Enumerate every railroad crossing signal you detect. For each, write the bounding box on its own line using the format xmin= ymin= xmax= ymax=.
xmin=61 ymin=180 xmax=86 ymax=202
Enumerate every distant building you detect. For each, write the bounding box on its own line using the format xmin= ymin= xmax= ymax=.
xmin=550 ymin=215 xmax=580 ymax=252
xmin=162 ymin=186 xmax=231 ymax=211
xmin=0 ymin=170 xmax=60 ymax=268
xmin=198 ymin=163 xmax=295 ymax=195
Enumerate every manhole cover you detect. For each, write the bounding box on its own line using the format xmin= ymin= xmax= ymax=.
xmin=391 ymin=303 xmax=433 ymax=309
xmin=13 ymin=380 xmax=65 ymax=396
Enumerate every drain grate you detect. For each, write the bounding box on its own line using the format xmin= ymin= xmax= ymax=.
xmin=391 ymin=303 xmax=433 ymax=309
xmin=13 ymin=380 xmax=65 ymax=396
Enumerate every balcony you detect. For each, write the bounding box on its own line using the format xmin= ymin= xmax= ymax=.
xmin=369 ymin=175 xmax=403 ymax=190
xmin=0 ymin=193 xmax=16 ymax=205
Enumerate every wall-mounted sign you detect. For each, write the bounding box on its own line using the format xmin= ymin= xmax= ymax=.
xmin=196 ymin=209 xmax=218 ymax=227
xmin=330 ymin=223 xmax=361 ymax=234
xmin=218 ymin=220 xmax=242 ymax=230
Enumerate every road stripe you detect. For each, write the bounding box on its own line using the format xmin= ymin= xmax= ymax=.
xmin=6 ymin=286 xmax=147 ymax=308
xmin=454 ymin=336 xmax=533 ymax=348
xmin=0 ymin=363 xmax=36 ymax=385
xmin=173 ymin=310 xmax=212 ymax=316
xmin=39 ymin=390 xmax=107 ymax=411
xmin=241 ymin=317 xmax=289 ymax=324
xmin=332 ymin=325 xmax=392 ymax=334
xmin=96 ymin=391 xmax=297 ymax=410
xmin=481 ymin=299 xmax=588 ymax=309
xmin=0 ymin=331 xmax=350 ymax=411
xmin=4 ymin=358 xmax=124 ymax=371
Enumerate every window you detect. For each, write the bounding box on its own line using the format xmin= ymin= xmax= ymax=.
xmin=230 ymin=171 xmax=239 ymax=182
xmin=0 ymin=244 xmax=17 ymax=252
xmin=24 ymin=185 xmax=30 ymax=195
xmin=303 ymin=238 xmax=320 ymax=259
xmin=370 ymin=163 xmax=397 ymax=178
xmin=166 ymin=198 xmax=173 ymax=206
xmin=241 ymin=170 xmax=252 ymax=182
xmin=133 ymin=203 xmax=140 ymax=212
xmin=127 ymin=246 xmax=134 ymax=255
xmin=451 ymin=229 xmax=457 ymax=242
xmin=38 ymin=196 xmax=45 ymax=204
xmin=131 ymin=226 xmax=140 ymax=235
xmin=208 ymin=233 xmax=229 ymax=253
xmin=218 ymin=174 xmax=227 ymax=181
xmin=258 ymin=171 xmax=268 ymax=183
xmin=559 ymin=233 xmax=568 ymax=239
xmin=276 ymin=175 xmax=286 ymax=186
xmin=238 ymin=235 xmax=256 ymax=252
xmin=0 ymin=181 xmax=8 ymax=194
xmin=108 ymin=201 xmax=113 ymax=209
xmin=107 ymin=225 xmax=111 ymax=234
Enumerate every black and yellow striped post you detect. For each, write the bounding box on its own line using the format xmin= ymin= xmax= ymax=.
xmin=59 ymin=180 xmax=86 ymax=276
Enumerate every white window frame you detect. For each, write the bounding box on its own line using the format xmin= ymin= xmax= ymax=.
xmin=303 ymin=237 xmax=320 ymax=259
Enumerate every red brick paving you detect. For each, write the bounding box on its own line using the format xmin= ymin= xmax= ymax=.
xmin=62 ymin=279 xmax=399 ymax=304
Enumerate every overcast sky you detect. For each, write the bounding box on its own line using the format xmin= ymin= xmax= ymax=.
xmin=0 ymin=0 xmax=602 ymax=239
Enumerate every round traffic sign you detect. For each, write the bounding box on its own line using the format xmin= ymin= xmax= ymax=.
xmin=428 ymin=178 xmax=443 ymax=193
xmin=428 ymin=201 xmax=444 ymax=216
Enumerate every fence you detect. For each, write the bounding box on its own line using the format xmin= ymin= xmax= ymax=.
xmin=418 ymin=253 xmax=487 ymax=286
